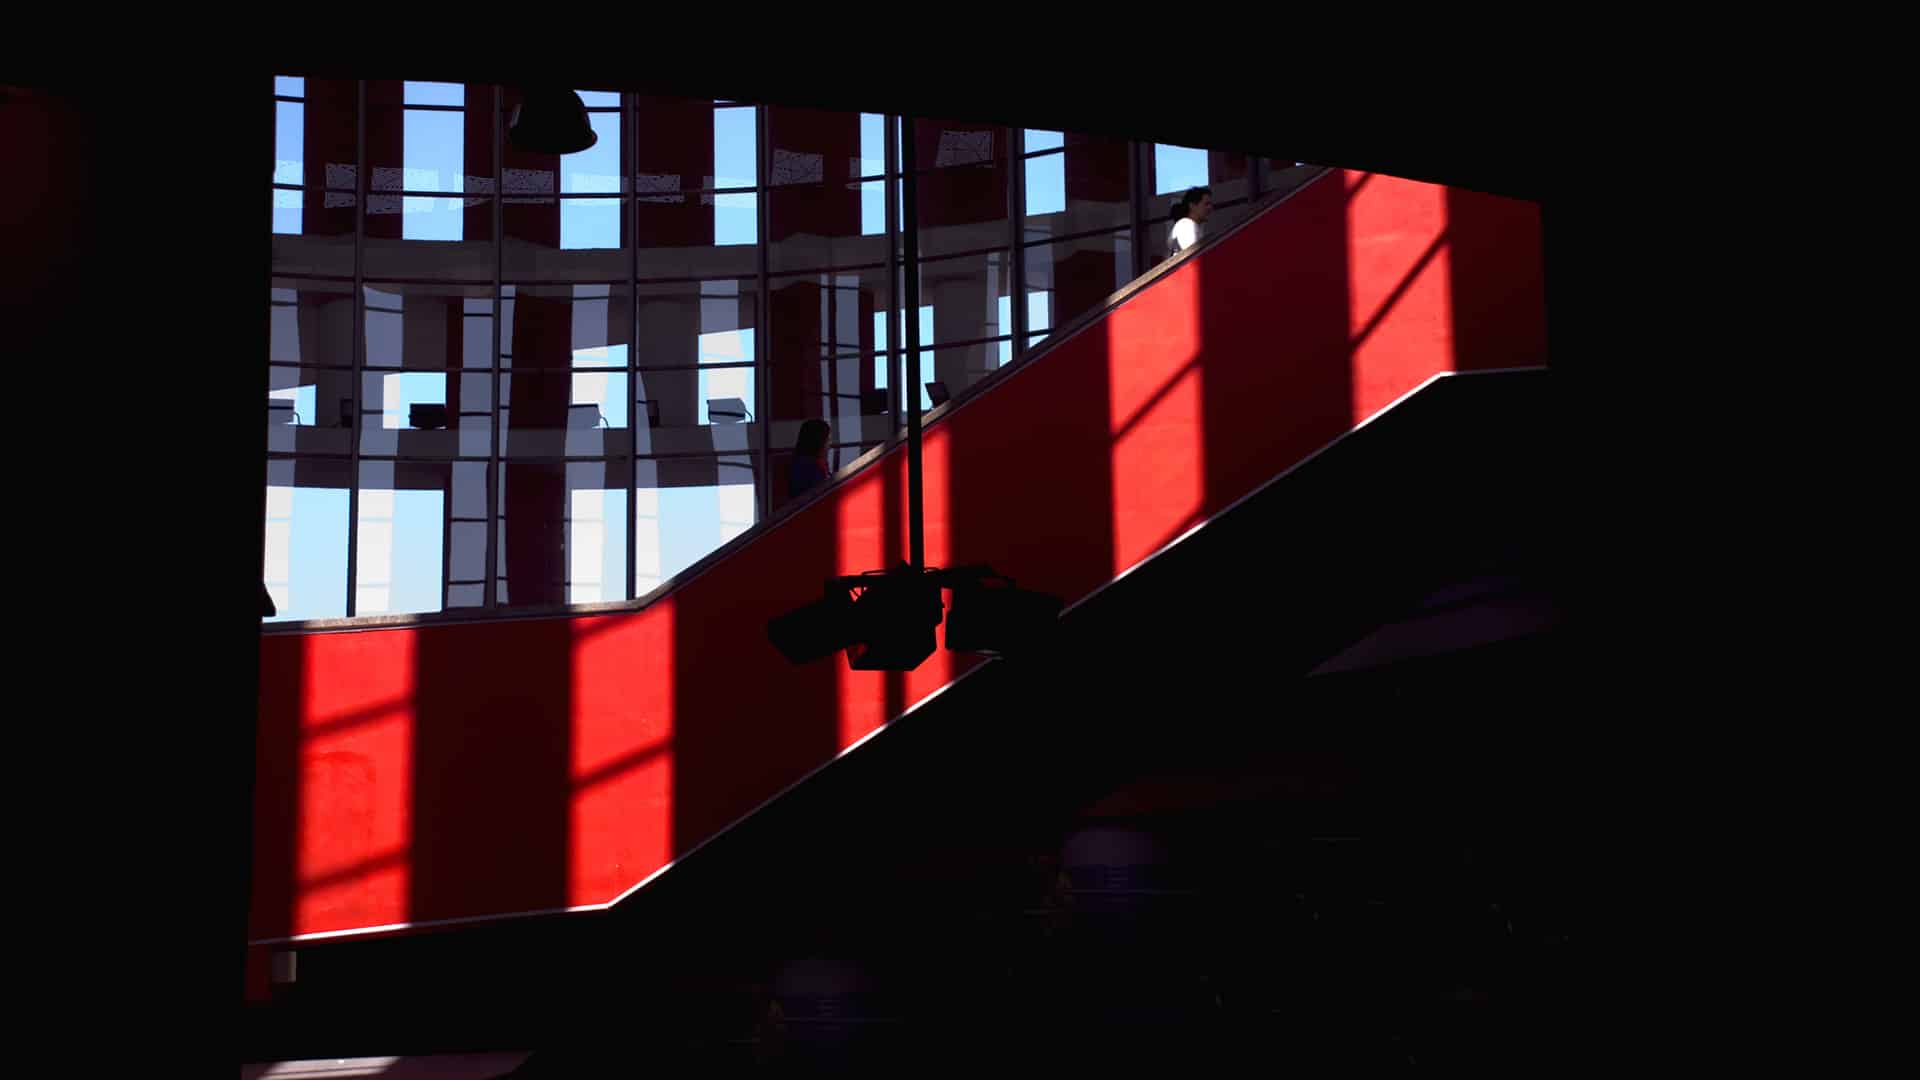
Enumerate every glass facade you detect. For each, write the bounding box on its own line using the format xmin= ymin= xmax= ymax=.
xmin=266 ymin=78 xmax=1320 ymax=624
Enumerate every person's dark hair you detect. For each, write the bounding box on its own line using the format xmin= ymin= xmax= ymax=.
xmin=1183 ymin=185 xmax=1212 ymax=207
xmin=1169 ymin=195 xmax=1190 ymax=221
xmin=795 ymin=418 xmax=831 ymax=457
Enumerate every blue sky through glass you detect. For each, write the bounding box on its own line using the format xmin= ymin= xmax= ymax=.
xmin=1026 ymin=153 xmax=1065 ymax=216
xmin=271 ymin=93 xmax=1200 ymax=621
xmin=265 ymin=486 xmax=348 ymax=621
xmin=714 ymin=107 xmax=756 ymax=189
xmin=357 ymin=489 xmax=447 ymax=616
xmin=874 ymin=307 xmax=937 ymax=410
xmin=273 ymin=97 xmax=304 ymax=234
xmin=860 ymin=114 xmax=885 ymax=176
xmin=1154 ymin=144 xmax=1209 ymax=195
xmin=1025 ymin=129 xmax=1064 ymax=153
xmin=402 ymin=86 xmax=464 ymax=241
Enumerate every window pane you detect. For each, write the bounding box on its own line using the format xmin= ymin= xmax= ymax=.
xmin=632 ymin=197 xmax=759 ymax=279
xmin=911 ymin=119 xmax=1006 ymax=172
xmin=497 ymin=459 xmax=633 ymax=608
xmin=914 ymin=250 xmax=1013 ymax=345
xmin=362 ymin=197 xmax=494 ymax=280
xmin=767 ymin=266 xmax=886 ymax=432
xmin=629 ymin=367 xmax=758 ymax=455
xmin=562 ymin=110 xmax=624 ymax=194
xmin=500 ymin=284 xmax=630 ymax=370
xmin=355 ymin=460 xmax=476 ymax=616
xmin=713 ymin=106 xmax=758 ymax=190
xmin=274 ymin=101 xmax=304 ymax=186
xmin=401 ymin=107 xmax=464 ymax=192
xmin=269 ymin=280 xmax=357 ymax=452
xmin=1260 ymin=159 xmax=1320 ymax=201
xmin=1023 ymin=229 xmax=1134 ymax=331
xmin=1023 ymin=137 xmax=1131 ymax=240
xmin=567 ymin=485 xmax=629 ymax=604
xmin=404 ymin=81 xmax=464 ymax=107
xmin=502 ymin=370 xmax=633 ymax=458
xmin=358 ymin=370 xmax=495 ymax=459
xmin=271 ymin=279 xmax=355 ymax=368
xmin=876 ymin=304 xmax=936 ymax=412
xmin=363 ymin=282 xmax=495 ymax=369
xmin=767 ymin=349 xmax=888 ymax=457
xmin=270 ymin=78 xmax=356 ymax=274
xmin=634 ymin=456 xmax=760 ymax=593
xmin=505 ymin=181 xmax=627 ymax=280
xmin=920 ymin=339 xmax=1010 ymax=406
xmin=266 ymin=351 xmax=358 ymax=456
xmin=913 ymin=155 xmax=1010 ymax=259
xmin=1153 ymin=144 xmax=1209 ymax=195
xmin=767 ymin=105 xmax=861 ymax=186
xmin=364 ymin=82 xmax=491 ymax=264
xmin=1024 ymin=129 xmax=1064 ymax=153
xmin=633 ymin=96 xmax=720 ymax=195
xmin=1152 ymin=144 xmax=1251 ymax=205
xmin=274 ymin=75 xmax=305 ymax=98
xmin=264 ymin=457 xmax=352 ymax=621
xmin=560 ymin=197 xmax=624 ymax=250
xmin=768 ymin=179 xmax=888 ymax=272
xmin=860 ymin=113 xmax=886 ymax=177
xmin=633 ymin=278 xmax=758 ymax=368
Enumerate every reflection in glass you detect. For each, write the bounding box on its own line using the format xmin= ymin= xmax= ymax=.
xmin=995 ymin=292 xmax=1053 ymax=365
xmin=355 ymin=467 xmax=447 ymax=616
xmin=363 ymin=284 xmax=494 ymax=368
xmin=634 ymin=278 xmax=757 ymax=368
xmin=263 ymin=473 xmax=349 ymax=622
xmin=768 ymin=180 xmax=887 ymax=272
xmin=567 ymin=486 xmax=629 ymax=604
xmin=501 ymin=284 xmax=631 ymax=370
xmin=1023 ymin=138 xmax=1132 ymax=239
xmin=635 ymin=456 xmax=759 ymax=593
xmin=502 ymin=370 xmax=634 ymax=458
xmin=497 ymin=459 xmax=633 ymax=608
xmin=913 ymin=163 xmax=1009 ymax=259
xmin=914 ymin=251 xmax=1013 ymax=345
xmin=922 ymin=340 xmax=1009 ymax=404
xmin=874 ymin=305 xmax=934 ymax=412
xmin=1024 ymin=230 xmax=1134 ymax=331
xmin=563 ymin=111 xmax=624 ymax=195
xmin=506 ymin=194 xmax=628 ymax=281
xmin=271 ymin=280 xmax=355 ymax=369
xmin=630 ymin=198 xmax=758 ymax=279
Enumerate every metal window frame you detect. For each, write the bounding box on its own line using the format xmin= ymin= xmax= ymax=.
xmin=345 ymin=80 xmax=367 ymax=617
xmin=270 ymin=80 xmax=1319 ymax=634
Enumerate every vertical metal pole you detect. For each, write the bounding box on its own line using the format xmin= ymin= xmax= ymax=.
xmin=755 ymin=102 xmax=773 ymax=521
xmin=1129 ymin=138 xmax=1147 ymax=280
xmin=346 ymin=79 xmax=366 ymax=616
xmin=901 ymin=117 xmax=924 ymax=572
xmin=625 ymin=91 xmax=638 ymax=602
xmin=486 ymin=85 xmax=503 ymax=609
xmin=884 ymin=114 xmax=900 ymax=431
xmin=1007 ymin=126 xmax=1025 ymax=364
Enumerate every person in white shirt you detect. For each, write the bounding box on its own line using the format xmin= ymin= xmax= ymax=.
xmin=1166 ymin=186 xmax=1214 ymax=258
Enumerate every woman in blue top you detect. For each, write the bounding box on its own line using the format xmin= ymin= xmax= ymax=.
xmin=788 ymin=418 xmax=831 ymax=500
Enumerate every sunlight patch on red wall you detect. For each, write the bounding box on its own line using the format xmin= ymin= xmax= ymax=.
xmin=568 ymin=603 xmax=676 ymax=906
xmin=295 ymin=631 xmax=414 ymax=932
xmin=1345 ymin=173 xmax=1454 ymax=421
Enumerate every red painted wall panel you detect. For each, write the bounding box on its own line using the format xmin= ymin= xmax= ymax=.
xmin=251 ymin=172 xmax=1547 ymax=942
